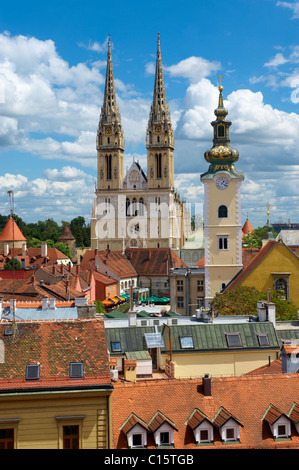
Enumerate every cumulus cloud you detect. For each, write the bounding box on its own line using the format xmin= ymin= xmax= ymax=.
xmin=166 ymin=56 xmax=221 ymax=83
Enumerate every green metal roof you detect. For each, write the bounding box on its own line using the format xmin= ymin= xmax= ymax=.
xmin=160 ymin=322 xmax=279 ymax=353
xmin=125 ymin=351 xmax=151 ymax=360
xmin=105 ymin=321 xmax=280 ymax=356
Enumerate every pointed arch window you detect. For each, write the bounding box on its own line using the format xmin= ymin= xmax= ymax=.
xmin=156 ymin=153 xmax=162 ymax=179
xmin=218 ymin=205 xmax=228 ymax=218
xmin=132 ymin=197 xmax=137 ymax=216
xmin=139 ymin=198 xmax=144 ymax=216
xmin=126 ymin=198 xmax=131 ymax=217
xmin=106 ymin=154 xmax=112 ymax=180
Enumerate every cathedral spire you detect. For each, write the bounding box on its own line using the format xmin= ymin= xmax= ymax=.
xmin=100 ymin=34 xmax=122 ymax=126
xmin=148 ymin=33 xmax=172 ymax=127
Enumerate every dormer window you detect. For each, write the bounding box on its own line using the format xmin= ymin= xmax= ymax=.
xmin=257 ymin=333 xmax=269 ymax=347
xmin=111 ymin=341 xmax=121 ymax=352
xmin=120 ymin=413 xmax=148 ymax=449
xmin=213 ymin=407 xmax=243 ymax=444
xmin=148 ymin=412 xmax=177 ymax=448
xmin=179 ymin=336 xmax=194 ymax=349
xmin=263 ymin=404 xmax=291 ymax=441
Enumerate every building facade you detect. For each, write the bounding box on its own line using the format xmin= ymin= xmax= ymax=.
xmin=90 ymin=35 xmax=190 ymax=252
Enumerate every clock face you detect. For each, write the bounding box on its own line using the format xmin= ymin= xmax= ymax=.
xmin=105 ymin=126 xmax=112 ymax=134
xmin=216 ymin=177 xmax=229 ymax=190
xmin=155 ymin=124 xmax=162 ymax=133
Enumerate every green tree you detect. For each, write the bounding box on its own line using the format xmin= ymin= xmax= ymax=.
xmin=4 ymin=258 xmax=22 ymax=270
xmin=242 ymin=226 xmax=277 ymax=248
xmin=211 ymin=286 xmax=297 ymax=321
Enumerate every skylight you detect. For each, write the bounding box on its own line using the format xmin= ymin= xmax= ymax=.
xmin=111 ymin=341 xmax=121 ymax=352
xmin=144 ymin=333 xmax=164 ymax=349
xmin=179 ymin=336 xmax=194 ymax=349
xmin=225 ymin=332 xmax=242 ymax=348
xmin=257 ymin=333 xmax=270 ymax=347
xmin=26 ymin=364 xmax=40 ymax=380
xmin=70 ymin=362 xmax=84 ymax=379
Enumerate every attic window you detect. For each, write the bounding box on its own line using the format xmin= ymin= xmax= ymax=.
xmin=179 ymin=336 xmax=194 ymax=349
xmin=111 ymin=341 xmax=121 ymax=352
xmin=70 ymin=362 xmax=84 ymax=379
xmin=225 ymin=332 xmax=242 ymax=348
xmin=26 ymin=364 xmax=40 ymax=380
xmin=257 ymin=333 xmax=270 ymax=347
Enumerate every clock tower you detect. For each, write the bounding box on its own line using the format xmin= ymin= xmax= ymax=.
xmin=200 ymin=82 xmax=244 ymax=307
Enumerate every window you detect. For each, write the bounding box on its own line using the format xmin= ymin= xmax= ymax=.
xmin=257 ymin=333 xmax=270 ymax=347
xmin=277 ymin=425 xmax=287 ymax=437
xmin=156 ymin=153 xmax=162 ymax=179
xmin=200 ymin=429 xmax=209 ymax=442
xmin=111 ymin=341 xmax=121 ymax=352
xmin=70 ymin=362 xmax=84 ymax=379
xmin=177 ymin=297 xmax=184 ymax=308
xmin=139 ymin=198 xmax=144 ymax=216
xmin=63 ymin=425 xmax=79 ymax=449
xmin=179 ymin=336 xmax=194 ymax=349
xmin=218 ymin=205 xmax=228 ymax=218
xmin=275 ymin=278 xmax=288 ymax=299
xmin=225 ymin=332 xmax=242 ymax=348
xmin=26 ymin=364 xmax=40 ymax=380
xmin=197 ymin=280 xmax=204 ymax=291
xmin=218 ymin=236 xmax=228 ymax=250
xmin=106 ymin=154 xmax=112 ymax=180
xmin=126 ymin=198 xmax=130 ymax=217
xmin=132 ymin=433 xmax=143 ymax=447
xmin=217 ymin=124 xmax=225 ymax=137
xmin=160 ymin=431 xmax=170 ymax=445
xmin=226 ymin=428 xmax=235 ymax=440
xmin=0 ymin=429 xmax=14 ymax=449
xmin=177 ymin=280 xmax=184 ymax=291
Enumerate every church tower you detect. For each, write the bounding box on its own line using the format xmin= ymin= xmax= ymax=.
xmin=146 ymin=33 xmax=174 ymax=190
xmin=201 ymin=81 xmax=244 ymax=307
xmin=97 ymin=35 xmax=124 ymax=191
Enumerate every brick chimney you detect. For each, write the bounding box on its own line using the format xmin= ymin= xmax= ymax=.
xmin=203 ymin=374 xmax=212 ymax=396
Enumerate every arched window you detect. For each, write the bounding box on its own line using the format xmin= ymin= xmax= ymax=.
xmin=275 ymin=279 xmax=287 ymax=299
xmin=156 ymin=153 xmax=162 ymax=179
xmin=217 ymin=124 xmax=225 ymax=137
xmin=139 ymin=198 xmax=144 ymax=216
xmin=126 ymin=198 xmax=130 ymax=217
xmin=106 ymin=154 xmax=112 ymax=180
xmin=218 ymin=205 xmax=228 ymax=218
xmin=132 ymin=197 xmax=137 ymax=216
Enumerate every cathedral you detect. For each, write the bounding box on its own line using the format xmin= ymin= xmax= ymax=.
xmin=90 ymin=35 xmax=191 ymax=252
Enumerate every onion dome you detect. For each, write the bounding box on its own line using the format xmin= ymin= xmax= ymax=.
xmin=203 ymin=82 xmax=240 ymax=175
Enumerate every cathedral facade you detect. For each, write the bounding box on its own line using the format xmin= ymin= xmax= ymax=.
xmin=90 ymin=35 xmax=191 ymax=252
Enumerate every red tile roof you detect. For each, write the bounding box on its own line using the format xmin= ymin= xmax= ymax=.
xmin=0 ymin=217 xmax=27 ymax=242
xmin=0 ymin=247 xmax=70 ymax=269
xmin=0 ymin=319 xmax=111 ymax=391
xmin=125 ymin=248 xmax=187 ymax=276
xmin=80 ymin=250 xmax=136 ymax=279
xmin=111 ymin=373 xmax=299 ymax=449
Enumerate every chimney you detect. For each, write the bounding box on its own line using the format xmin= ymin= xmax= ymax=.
xmin=42 ymin=298 xmax=48 ymax=310
xmin=4 ymin=244 xmax=9 ymax=256
xmin=203 ymin=374 xmax=212 ymax=396
xmin=22 ymin=243 xmax=27 ymax=257
xmin=60 ymin=264 xmax=64 ymax=274
xmin=49 ymin=298 xmax=56 ymax=310
xmin=257 ymin=301 xmax=276 ymax=328
xmin=41 ymin=243 xmax=47 ymax=258
xmin=52 ymin=265 xmax=56 ymax=275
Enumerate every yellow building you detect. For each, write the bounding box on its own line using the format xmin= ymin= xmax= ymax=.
xmin=224 ymin=239 xmax=299 ymax=308
xmin=201 ymin=83 xmax=244 ymax=307
xmin=0 ymin=318 xmax=113 ymax=449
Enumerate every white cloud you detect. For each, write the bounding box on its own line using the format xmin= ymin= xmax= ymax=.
xmin=276 ymin=1 xmax=299 ymax=19
xmin=264 ymin=53 xmax=289 ymax=68
xmin=166 ymin=56 xmax=221 ymax=83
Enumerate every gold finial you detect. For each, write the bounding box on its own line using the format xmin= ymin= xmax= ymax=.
xmin=218 ymin=74 xmax=223 ymax=92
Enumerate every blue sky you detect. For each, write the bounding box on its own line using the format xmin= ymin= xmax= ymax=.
xmin=0 ymin=0 xmax=298 ymax=230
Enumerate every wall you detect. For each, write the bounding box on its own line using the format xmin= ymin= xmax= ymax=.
xmin=0 ymin=391 xmax=111 ymax=449
xmin=160 ymin=350 xmax=278 ymax=378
